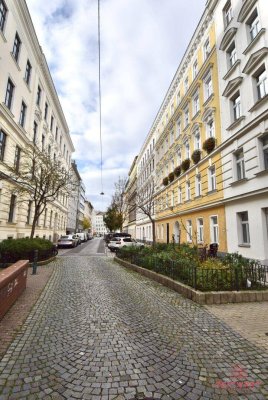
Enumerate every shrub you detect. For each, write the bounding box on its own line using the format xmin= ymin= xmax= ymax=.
xmin=174 ymin=166 xmax=181 ymax=177
xmin=181 ymin=159 xmax=190 ymax=172
xmin=191 ymin=149 xmax=201 ymax=164
xmin=162 ymin=177 xmax=169 ymax=186
xmin=0 ymin=238 xmax=54 ymax=264
xmin=168 ymin=172 xmax=175 ymax=182
xmin=203 ymin=137 xmax=216 ymax=154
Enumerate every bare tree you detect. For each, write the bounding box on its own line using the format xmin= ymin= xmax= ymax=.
xmin=110 ymin=176 xmax=128 ymax=232
xmin=1 ymin=144 xmax=75 ymax=238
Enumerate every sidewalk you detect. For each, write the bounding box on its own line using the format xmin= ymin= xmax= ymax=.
xmin=0 ymin=262 xmax=55 ymax=359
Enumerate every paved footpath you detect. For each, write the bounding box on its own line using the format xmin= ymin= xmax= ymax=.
xmin=0 ymin=256 xmax=268 ymax=400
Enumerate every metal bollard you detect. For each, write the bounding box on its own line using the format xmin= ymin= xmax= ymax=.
xmin=32 ymin=249 xmax=38 ymax=275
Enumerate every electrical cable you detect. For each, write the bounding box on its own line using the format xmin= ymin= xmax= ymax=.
xmin=98 ymin=0 xmax=104 ymax=196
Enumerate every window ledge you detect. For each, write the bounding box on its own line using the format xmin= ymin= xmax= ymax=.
xmin=7 ymin=222 xmax=17 ymax=225
xmin=183 ymin=123 xmax=190 ymax=132
xmin=243 ymin=29 xmax=266 ymax=55
xmin=223 ymin=60 xmax=241 ymax=80
xmin=248 ymin=94 xmax=268 ymax=113
xmin=207 ymin=189 xmax=217 ymax=195
xmin=238 ymin=244 xmax=251 ymax=248
xmin=226 ymin=116 xmax=245 ymax=131
xmin=192 ymin=110 xmax=201 ymax=121
xmin=10 ymin=52 xmax=21 ymax=71
xmin=194 ymin=195 xmax=202 ymax=200
xmin=254 ymin=169 xmax=268 ymax=177
xmin=23 ymin=78 xmax=32 ymax=92
xmin=185 ymin=199 xmax=191 ymax=203
xmin=0 ymin=30 xmax=7 ymax=43
xmin=1 ymin=103 xmax=15 ymax=119
xmin=203 ymin=93 xmax=214 ymax=108
xmin=230 ymin=178 xmax=248 ymax=186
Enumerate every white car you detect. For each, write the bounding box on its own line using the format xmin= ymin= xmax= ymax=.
xmin=108 ymin=237 xmax=144 ymax=252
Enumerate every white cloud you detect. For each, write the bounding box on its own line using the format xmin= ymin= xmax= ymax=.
xmin=26 ymin=0 xmax=205 ymax=210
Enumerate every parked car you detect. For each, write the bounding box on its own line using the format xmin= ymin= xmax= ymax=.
xmin=58 ymin=235 xmax=79 ymax=248
xmin=87 ymin=234 xmax=93 ymax=240
xmin=76 ymin=232 xmax=88 ymax=243
xmin=108 ymin=237 xmax=144 ymax=252
xmin=105 ymin=232 xmax=131 ymax=244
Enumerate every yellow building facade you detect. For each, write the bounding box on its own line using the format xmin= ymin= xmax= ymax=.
xmin=154 ymin=5 xmax=227 ymax=252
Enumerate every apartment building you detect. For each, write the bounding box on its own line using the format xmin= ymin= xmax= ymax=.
xmin=66 ymin=161 xmax=86 ymax=234
xmin=215 ymin=0 xmax=268 ymax=263
xmin=92 ymin=211 xmax=108 ymax=236
xmin=123 ymin=156 xmax=138 ymax=239
xmin=0 ymin=0 xmax=75 ymax=241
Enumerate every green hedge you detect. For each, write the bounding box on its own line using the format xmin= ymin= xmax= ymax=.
xmin=0 ymin=238 xmax=54 ymax=264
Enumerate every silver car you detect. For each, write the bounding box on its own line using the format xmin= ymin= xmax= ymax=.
xmin=58 ymin=235 xmax=79 ymax=248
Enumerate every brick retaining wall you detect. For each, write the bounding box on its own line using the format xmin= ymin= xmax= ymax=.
xmin=0 ymin=260 xmax=29 ymax=320
xmin=115 ymin=257 xmax=268 ymax=304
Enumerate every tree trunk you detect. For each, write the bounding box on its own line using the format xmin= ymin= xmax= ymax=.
xmin=30 ymin=215 xmax=38 ymax=239
xmin=152 ymin=219 xmax=156 ymax=247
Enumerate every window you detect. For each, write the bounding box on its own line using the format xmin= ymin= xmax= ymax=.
xmin=14 ymin=145 xmax=21 ymax=172
xmin=44 ymin=103 xmax=48 ymax=120
xmin=12 ymin=32 xmax=21 ymax=62
xmin=55 ymin=127 xmax=58 ymax=141
xmin=0 ymin=129 xmax=7 ymax=161
xmin=177 ymin=149 xmax=182 ymax=165
xmin=197 ymin=218 xmax=204 ymax=243
xmin=206 ymin=118 xmax=215 ymax=138
xmin=178 ymin=186 xmax=182 ymax=204
xmin=177 ymin=91 xmax=181 ymax=104
xmin=41 ymin=134 xmax=45 ymax=151
xmin=195 ymin=174 xmax=202 ymax=197
xmin=193 ymin=92 xmax=200 ymax=115
xmin=238 ymin=211 xmax=250 ymax=245
xmin=255 ymin=66 xmax=267 ymax=100
xmin=260 ymin=134 xmax=268 ymax=170
xmin=186 ymin=220 xmax=192 ymax=242
xmin=227 ymin=42 xmax=237 ymax=68
xmin=0 ymin=0 xmax=7 ymax=32
xmin=204 ymin=72 xmax=213 ymax=101
xmin=171 ymin=190 xmax=174 ymax=207
xmin=194 ymin=129 xmax=201 ymax=150
xmin=184 ymin=106 xmax=189 ymax=127
xmin=232 ymin=92 xmax=241 ymax=121
xmin=36 ymin=85 xmax=42 ymax=106
xmin=186 ymin=181 xmax=191 ymax=201
xmin=235 ymin=150 xmax=245 ymax=180
xmin=50 ymin=115 xmax=54 ymax=132
xmin=165 ymin=192 xmax=169 ymax=208
xmin=19 ymin=101 xmax=27 ymax=127
xmin=8 ymin=194 xmax=16 ymax=223
xmin=247 ymin=9 xmax=260 ymax=41
xmin=176 ymin=118 xmax=181 ymax=138
xmin=25 ymin=60 xmax=32 ymax=85
xmin=184 ymin=77 xmax=189 ymax=92
xmin=193 ymin=60 xmax=198 ymax=79
xmin=170 ymin=130 xmax=174 ymax=145
xmin=26 ymin=201 xmax=32 ymax=224
xmin=210 ymin=216 xmax=219 ymax=243
xmin=33 ymin=121 xmax=38 ymax=144
xmin=185 ymin=141 xmax=190 ymax=159
xmin=224 ymin=0 xmax=232 ymax=27
xmin=203 ymin=39 xmax=210 ymax=61
xmin=208 ymin=165 xmax=216 ymax=191
xmin=5 ymin=78 xmax=15 ymax=110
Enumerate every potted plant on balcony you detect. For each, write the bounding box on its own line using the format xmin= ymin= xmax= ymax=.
xmin=181 ymin=158 xmax=190 ymax=172
xmin=174 ymin=166 xmax=181 ymax=177
xmin=163 ymin=177 xmax=169 ymax=186
xmin=203 ymin=137 xmax=216 ymax=154
xmin=168 ymin=172 xmax=175 ymax=182
xmin=191 ymin=149 xmax=201 ymax=164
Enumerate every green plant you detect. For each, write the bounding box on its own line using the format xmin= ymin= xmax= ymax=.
xmin=191 ymin=149 xmax=201 ymax=164
xmin=162 ymin=177 xmax=169 ymax=186
xmin=0 ymin=238 xmax=54 ymax=264
xmin=168 ymin=172 xmax=175 ymax=182
xmin=181 ymin=159 xmax=190 ymax=172
xmin=174 ymin=166 xmax=181 ymax=177
xmin=203 ymin=137 xmax=216 ymax=154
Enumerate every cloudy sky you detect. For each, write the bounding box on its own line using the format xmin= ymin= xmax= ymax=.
xmin=26 ymin=0 xmax=205 ymax=211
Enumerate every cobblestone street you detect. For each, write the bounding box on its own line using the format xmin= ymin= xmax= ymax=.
xmin=0 ymin=255 xmax=268 ymax=400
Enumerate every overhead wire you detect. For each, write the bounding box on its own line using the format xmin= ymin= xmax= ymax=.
xmin=98 ymin=0 xmax=104 ymax=196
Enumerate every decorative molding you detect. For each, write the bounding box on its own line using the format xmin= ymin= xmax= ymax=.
xmin=242 ymin=47 xmax=268 ymax=74
xmin=222 ymin=77 xmax=243 ymax=97
xmin=237 ymin=0 xmax=258 ymax=22
xmin=201 ymin=106 xmax=216 ymax=122
xmin=226 ymin=116 xmax=246 ymax=131
xmin=223 ymin=60 xmax=241 ymax=80
xmin=219 ymin=28 xmax=237 ymax=51
xmin=243 ymin=28 xmax=266 ymax=55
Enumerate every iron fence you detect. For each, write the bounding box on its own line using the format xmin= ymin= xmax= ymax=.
xmin=0 ymin=246 xmax=58 ymax=267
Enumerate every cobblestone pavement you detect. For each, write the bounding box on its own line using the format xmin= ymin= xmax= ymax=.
xmin=206 ymin=303 xmax=268 ymax=352
xmin=0 ymin=256 xmax=268 ymax=400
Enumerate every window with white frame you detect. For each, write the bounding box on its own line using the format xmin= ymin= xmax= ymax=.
xmin=235 ymin=149 xmax=245 ymax=180
xmin=176 ymin=117 xmax=181 ymax=138
xmin=166 ymin=113 xmax=169 ymax=123
xmin=247 ymin=9 xmax=260 ymax=41
xmin=5 ymin=78 xmax=15 ymax=110
xmin=197 ymin=218 xmax=204 ymax=243
xmin=19 ymin=101 xmax=27 ymax=128
xmin=186 ymin=180 xmax=191 ymax=201
xmin=8 ymin=194 xmax=16 ymax=223
xmin=206 ymin=117 xmax=215 ymax=138
xmin=184 ymin=77 xmax=189 ymax=93
xmin=193 ymin=60 xmax=198 ymax=79
xmin=178 ymin=186 xmax=182 ymax=204
xmin=166 ymin=192 xmax=169 ymax=208
xmin=177 ymin=91 xmax=181 ymax=104
xmin=165 ymin=138 xmax=169 ymax=152
xmin=193 ymin=91 xmax=200 ymax=116
xmin=194 ymin=129 xmax=201 ymax=150
xmin=232 ymin=92 xmax=241 ymax=121
xmin=170 ymin=130 xmax=174 ymax=145
xmin=171 ymin=158 xmax=175 ymax=172
xmin=171 ymin=103 xmax=174 ymax=115
xmin=184 ymin=106 xmax=189 ymax=127
xmin=255 ymin=65 xmax=267 ymax=100
xmin=223 ymin=0 xmax=232 ymax=27
xmin=204 ymin=72 xmax=213 ymax=101
xmin=177 ymin=149 xmax=182 ymax=165
xmin=185 ymin=141 xmax=190 ymax=159
xmin=210 ymin=216 xmax=219 ymax=243
xmin=0 ymin=0 xmax=7 ymax=32
xmin=195 ymin=174 xmax=202 ymax=197
xmin=12 ymin=32 xmax=21 ymax=63
xmin=260 ymin=134 xmax=268 ymax=170
xmin=203 ymin=39 xmax=210 ymax=61
xmin=208 ymin=165 xmax=216 ymax=191
xmin=186 ymin=220 xmax=192 ymax=242
xmin=227 ymin=41 xmax=237 ymax=68
xmin=171 ymin=190 xmax=174 ymax=207
xmin=238 ymin=211 xmax=250 ymax=245
xmin=0 ymin=129 xmax=7 ymax=161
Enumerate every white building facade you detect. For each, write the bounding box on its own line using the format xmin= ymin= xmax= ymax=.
xmin=0 ymin=0 xmax=75 ymax=242
xmin=92 ymin=211 xmax=108 ymax=236
xmin=215 ymin=0 xmax=268 ymax=263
